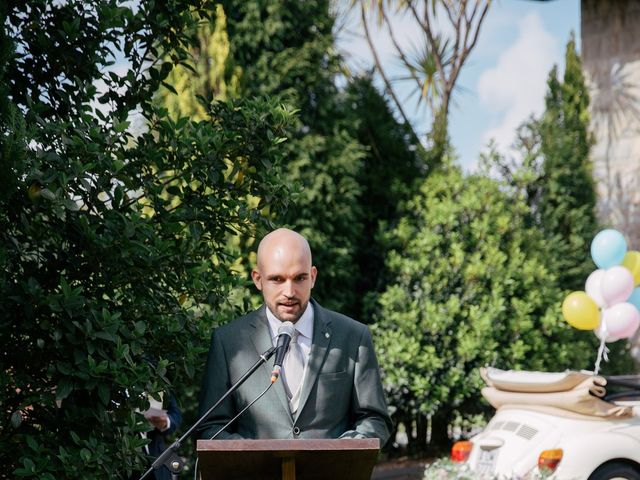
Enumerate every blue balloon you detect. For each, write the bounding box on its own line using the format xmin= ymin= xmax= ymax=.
xmin=628 ymin=287 xmax=640 ymax=311
xmin=591 ymin=229 xmax=627 ymax=269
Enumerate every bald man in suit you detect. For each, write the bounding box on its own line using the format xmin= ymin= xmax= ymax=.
xmin=197 ymin=228 xmax=391 ymax=445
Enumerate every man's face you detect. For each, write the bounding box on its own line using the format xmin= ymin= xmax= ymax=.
xmin=251 ymin=242 xmax=317 ymax=323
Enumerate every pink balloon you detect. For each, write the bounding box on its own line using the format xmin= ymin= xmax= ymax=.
xmin=601 ymin=266 xmax=634 ymax=306
xmin=585 ymin=269 xmax=607 ymax=307
xmin=603 ymin=303 xmax=640 ymax=339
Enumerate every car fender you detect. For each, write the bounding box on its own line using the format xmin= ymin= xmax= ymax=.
xmin=552 ymin=431 xmax=640 ymax=478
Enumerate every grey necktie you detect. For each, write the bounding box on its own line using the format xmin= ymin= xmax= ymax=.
xmin=282 ymin=330 xmax=305 ymax=408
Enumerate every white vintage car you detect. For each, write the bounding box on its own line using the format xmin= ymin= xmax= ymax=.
xmin=451 ymin=368 xmax=640 ymax=479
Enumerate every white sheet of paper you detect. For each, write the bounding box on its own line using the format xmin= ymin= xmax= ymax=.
xmin=142 ymin=392 xmax=165 ymax=419
xmin=143 ymin=407 xmax=167 ymax=419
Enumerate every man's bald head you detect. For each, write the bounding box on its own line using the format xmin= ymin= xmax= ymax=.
xmin=252 ymin=228 xmax=317 ymax=323
xmin=256 ymin=228 xmax=313 ymax=271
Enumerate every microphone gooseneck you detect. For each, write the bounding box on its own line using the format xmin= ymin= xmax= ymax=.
xmin=270 ymin=321 xmax=295 ymax=383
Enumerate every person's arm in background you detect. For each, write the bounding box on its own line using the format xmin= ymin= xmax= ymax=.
xmin=147 ymin=393 xmax=182 ymax=434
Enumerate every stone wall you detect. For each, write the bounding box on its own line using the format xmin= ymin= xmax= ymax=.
xmin=582 ymin=0 xmax=640 ymax=245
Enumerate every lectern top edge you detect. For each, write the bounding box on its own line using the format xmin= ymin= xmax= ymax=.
xmin=196 ymin=438 xmax=380 ymax=452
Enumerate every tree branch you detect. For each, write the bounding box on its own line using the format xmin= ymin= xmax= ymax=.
xmin=466 ymin=1 xmax=490 ymax=55
xmin=413 ymin=1 xmax=445 ymax=83
xmin=381 ymin=6 xmax=423 ymax=94
xmin=359 ymin=0 xmax=422 ymax=146
xmin=447 ymin=0 xmax=489 ymax=106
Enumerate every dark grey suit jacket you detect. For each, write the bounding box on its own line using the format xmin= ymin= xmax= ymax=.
xmin=197 ymin=299 xmax=392 ymax=446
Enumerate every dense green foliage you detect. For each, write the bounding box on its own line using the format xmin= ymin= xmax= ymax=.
xmin=485 ymin=35 xmax=598 ymax=291
xmin=342 ymin=75 xmax=426 ymax=317
xmin=371 ymin=167 xmax=603 ymax=452
xmin=2 ymin=0 xmax=623 ymax=470
xmin=218 ymin=0 xmax=422 ymax=321
xmin=483 ymin=36 xmax=636 ymax=374
xmin=538 ymin=35 xmax=599 ymax=291
xmin=0 ymin=1 xmax=294 ymax=477
xmin=159 ymin=1 xmax=425 ymax=318
xmin=372 ymin=37 xmax=633 ymax=454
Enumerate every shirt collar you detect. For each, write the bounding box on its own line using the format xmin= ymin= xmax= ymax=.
xmin=266 ymin=302 xmax=314 ymax=340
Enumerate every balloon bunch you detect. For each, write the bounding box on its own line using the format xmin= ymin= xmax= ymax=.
xmin=562 ymin=229 xmax=640 ymax=363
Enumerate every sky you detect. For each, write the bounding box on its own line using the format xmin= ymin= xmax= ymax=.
xmin=335 ymin=0 xmax=581 ymax=171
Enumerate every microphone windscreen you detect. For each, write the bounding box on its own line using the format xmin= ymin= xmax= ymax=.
xmin=278 ymin=321 xmax=295 ymax=337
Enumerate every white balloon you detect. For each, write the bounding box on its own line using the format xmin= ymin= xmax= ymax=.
xmin=594 ymin=320 xmax=618 ymax=343
xmin=601 ymin=266 xmax=634 ymax=306
xmin=585 ymin=269 xmax=607 ymax=307
xmin=603 ymin=303 xmax=640 ymax=339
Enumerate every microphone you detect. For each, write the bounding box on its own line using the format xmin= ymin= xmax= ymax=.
xmin=270 ymin=321 xmax=295 ymax=383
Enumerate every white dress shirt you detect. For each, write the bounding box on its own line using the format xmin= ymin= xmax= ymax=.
xmin=266 ymin=303 xmax=314 ymax=413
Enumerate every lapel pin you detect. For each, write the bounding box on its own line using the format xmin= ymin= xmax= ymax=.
xmin=325 ymin=332 xmax=330 ymax=338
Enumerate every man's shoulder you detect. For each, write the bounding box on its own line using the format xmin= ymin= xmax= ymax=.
xmin=313 ymin=300 xmax=368 ymax=334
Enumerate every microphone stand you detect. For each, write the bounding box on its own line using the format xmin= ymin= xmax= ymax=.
xmin=138 ymin=346 xmax=277 ymax=480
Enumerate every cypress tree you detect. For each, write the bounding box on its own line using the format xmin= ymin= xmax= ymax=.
xmin=539 ymin=34 xmax=598 ymax=290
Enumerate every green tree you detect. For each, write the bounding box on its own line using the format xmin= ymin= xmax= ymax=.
xmin=159 ymin=1 xmax=424 ymax=319
xmin=159 ymin=1 xmax=366 ymax=315
xmin=485 ymin=35 xmax=598 ymax=291
xmin=372 ymin=167 xmax=601 ymax=454
xmin=1 ymin=1 xmax=294 ymax=477
xmin=538 ymin=35 xmax=599 ymax=291
xmin=479 ymin=34 xmax=633 ymax=382
xmin=157 ymin=4 xmax=242 ymax=121
xmin=342 ymin=74 xmax=426 ymax=317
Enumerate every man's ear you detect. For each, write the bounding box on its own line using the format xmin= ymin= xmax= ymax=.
xmin=310 ymin=266 xmax=317 ymax=288
xmin=251 ymin=268 xmax=263 ymax=291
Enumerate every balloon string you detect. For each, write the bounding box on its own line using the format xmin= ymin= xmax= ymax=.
xmin=594 ymin=334 xmax=609 ymax=375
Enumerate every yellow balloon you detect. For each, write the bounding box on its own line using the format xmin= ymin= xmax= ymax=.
xmin=562 ymin=291 xmax=600 ymax=330
xmin=622 ymin=251 xmax=640 ymax=286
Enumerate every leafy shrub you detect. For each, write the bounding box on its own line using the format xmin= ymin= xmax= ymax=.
xmin=1 ymin=1 xmax=294 ymax=477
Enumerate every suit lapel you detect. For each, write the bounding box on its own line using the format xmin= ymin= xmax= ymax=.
xmin=295 ymin=300 xmax=332 ymax=420
xmin=249 ymin=306 xmax=293 ymax=421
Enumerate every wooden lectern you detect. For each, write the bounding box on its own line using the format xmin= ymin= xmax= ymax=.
xmin=197 ymin=438 xmax=380 ymax=480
